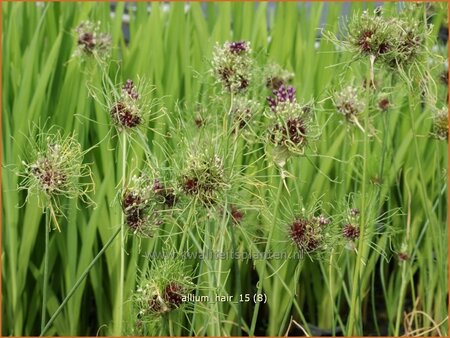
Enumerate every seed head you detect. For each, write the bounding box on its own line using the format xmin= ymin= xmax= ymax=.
xmin=212 ymin=41 xmax=253 ymax=93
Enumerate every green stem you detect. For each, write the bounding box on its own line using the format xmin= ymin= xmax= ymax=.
xmin=41 ymin=208 xmax=50 ymax=332
xmin=249 ymin=178 xmax=284 ymax=335
xmin=114 ymin=132 xmax=127 ymax=335
xmin=230 ymin=225 xmax=242 ymax=336
xmin=347 ymin=57 xmax=373 ymax=335
xmin=394 ymin=262 xmax=408 ymax=335
xmin=40 ymin=227 xmax=121 ymax=336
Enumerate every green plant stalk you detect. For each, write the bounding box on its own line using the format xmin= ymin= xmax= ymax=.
xmin=277 ymin=261 xmax=303 ymax=336
xmin=347 ymin=58 xmax=374 ymax=335
xmin=40 ymin=208 xmax=50 ymax=332
xmin=230 ymin=224 xmax=243 ymax=336
xmin=114 ymin=132 xmax=127 ymax=335
xmin=406 ymin=92 xmax=445 ymax=333
xmin=394 ymin=262 xmax=408 ymax=335
xmin=249 ymin=177 xmax=284 ymax=335
xmin=40 ymin=227 xmax=121 ymax=336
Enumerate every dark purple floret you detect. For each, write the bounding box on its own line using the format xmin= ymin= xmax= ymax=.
xmin=122 ymin=79 xmax=139 ymax=100
xmin=164 ymin=282 xmax=185 ymax=309
xmin=78 ymin=32 xmax=95 ymax=53
xmin=342 ymin=223 xmax=360 ymax=240
xmin=230 ymin=205 xmax=244 ymax=224
xmin=267 ymin=85 xmax=296 ymax=111
xmin=110 ymin=101 xmax=142 ymax=128
xmin=229 ymin=41 xmax=248 ymax=54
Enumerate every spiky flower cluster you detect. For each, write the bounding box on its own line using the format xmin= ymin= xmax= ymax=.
xmin=110 ymin=80 xmax=144 ymax=131
xmin=432 ymin=107 xmax=448 ymax=140
xmin=231 ymin=96 xmax=261 ymax=131
xmin=180 ymin=153 xmax=226 ymax=205
xmin=342 ymin=207 xmax=361 ymax=243
xmin=212 ymin=40 xmax=253 ymax=93
xmin=75 ymin=21 xmax=111 ymax=57
xmin=345 ymin=10 xmax=429 ymax=68
xmin=122 ymin=174 xmax=176 ymax=237
xmin=289 ymin=214 xmax=330 ymax=256
xmin=134 ymin=260 xmax=194 ymax=321
xmin=264 ymin=62 xmax=295 ymax=91
xmin=333 ymin=86 xmax=365 ymax=123
xmin=266 ymin=85 xmax=312 ymax=158
xmin=20 ymin=131 xmax=93 ymax=229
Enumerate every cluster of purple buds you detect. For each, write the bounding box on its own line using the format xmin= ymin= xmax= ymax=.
xmin=267 ymin=85 xmax=296 ymax=112
xmin=212 ymin=40 xmax=253 ymax=93
xmin=110 ymin=79 xmax=142 ymax=130
xmin=122 ymin=80 xmax=139 ymax=100
xmin=289 ymin=214 xmax=329 ymax=255
xmin=228 ymin=40 xmax=249 ymax=54
xmin=121 ymin=175 xmax=177 ymax=236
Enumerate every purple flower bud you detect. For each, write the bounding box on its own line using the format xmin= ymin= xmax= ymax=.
xmin=122 ymin=79 xmax=139 ymax=100
xmin=229 ymin=41 xmax=248 ymax=54
xmin=267 ymin=85 xmax=297 ymax=111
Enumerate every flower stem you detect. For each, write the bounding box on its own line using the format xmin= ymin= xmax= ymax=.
xmin=117 ymin=132 xmax=127 ymax=335
xmin=40 ymin=208 xmax=50 ymax=332
xmin=250 ymin=177 xmax=285 ymax=335
xmin=40 ymin=227 xmax=121 ymax=336
xmin=347 ymin=59 xmax=373 ymax=335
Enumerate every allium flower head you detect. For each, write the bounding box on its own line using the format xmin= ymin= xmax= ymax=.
xmin=432 ymin=107 xmax=448 ymax=140
xmin=342 ymin=223 xmax=360 ymax=241
xmin=333 ymin=86 xmax=365 ymax=122
xmin=122 ymin=173 xmax=177 ymax=237
xmin=328 ymin=9 xmax=430 ymax=71
xmin=289 ymin=214 xmax=330 ymax=256
xmin=110 ymin=79 xmax=144 ymax=131
xmin=180 ymin=152 xmax=226 ymax=205
xmin=20 ymin=129 xmax=93 ymax=230
xmin=347 ymin=10 xmax=392 ymax=58
xmin=266 ymin=86 xmax=313 ymax=161
xmin=75 ymin=21 xmax=111 ymax=58
xmin=264 ymin=62 xmax=295 ymax=91
xmin=133 ymin=260 xmax=194 ymax=320
xmin=212 ymin=40 xmax=253 ymax=93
